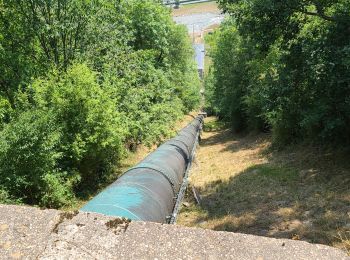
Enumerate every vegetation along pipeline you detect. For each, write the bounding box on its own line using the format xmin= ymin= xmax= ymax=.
xmin=0 ymin=0 xmax=201 ymax=208
xmin=81 ymin=116 xmax=204 ymax=223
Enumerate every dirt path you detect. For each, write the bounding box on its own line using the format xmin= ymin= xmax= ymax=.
xmin=178 ymin=117 xmax=350 ymax=253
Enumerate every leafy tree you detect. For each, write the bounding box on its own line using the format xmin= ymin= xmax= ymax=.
xmin=0 ymin=63 xmax=125 ymax=206
xmin=0 ymin=0 xmax=39 ymax=104
xmin=30 ymin=63 xmax=125 ymax=188
xmin=4 ymin=0 xmax=93 ymax=68
xmin=208 ymin=0 xmax=350 ymax=144
xmin=0 ymin=0 xmax=200 ymax=207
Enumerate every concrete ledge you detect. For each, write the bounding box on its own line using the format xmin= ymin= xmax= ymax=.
xmin=0 ymin=205 xmax=348 ymax=259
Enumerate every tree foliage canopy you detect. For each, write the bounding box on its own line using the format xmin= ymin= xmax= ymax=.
xmin=207 ymin=0 xmax=350 ymax=145
xmin=0 ymin=0 xmax=200 ymax=207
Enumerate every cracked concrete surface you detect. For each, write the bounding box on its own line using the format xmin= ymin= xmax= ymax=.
xmin=0 ymin=205 xmax=348 ymax=259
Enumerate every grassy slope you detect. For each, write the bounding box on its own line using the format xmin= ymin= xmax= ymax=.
xmin=178 ymin=117 xmax=350 ymax=254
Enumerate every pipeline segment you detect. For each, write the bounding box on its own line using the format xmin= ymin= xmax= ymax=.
xmin=80 ymin=116 xmax=203 ymax=223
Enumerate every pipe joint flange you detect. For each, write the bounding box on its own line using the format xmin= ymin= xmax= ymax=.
xmin=127 ymin=163 xmax=179 ymax=195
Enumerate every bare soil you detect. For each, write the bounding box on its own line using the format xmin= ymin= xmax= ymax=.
xmin=178 ymin=117 xmax=350 ymax=254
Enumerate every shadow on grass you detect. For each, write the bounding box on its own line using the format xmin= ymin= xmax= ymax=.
xmin=181 ymin=125 xmax=350 ymax=250
xmin=201 ymin=120 xmax=270 ymax=153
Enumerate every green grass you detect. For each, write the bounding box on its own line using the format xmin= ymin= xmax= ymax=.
xmin=178 ymin=119 xmax=350 ymax=253
xmin=203 ymin=119 xmax=227 ymax=131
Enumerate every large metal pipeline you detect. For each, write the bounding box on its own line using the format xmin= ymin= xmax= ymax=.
xmin=80 ymin=115 xmax=203 ymax=223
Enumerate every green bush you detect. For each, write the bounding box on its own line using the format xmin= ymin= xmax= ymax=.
xmin=0 ymin=109 xmax=72 ymax=207
xmin=31 ymin=63 xmax=125 ymax=188
xmin=0 ymin=96 xmax=12 ymax=128
xmin=0 ymin=188 xmax=16 ymax=204
xmin=0 ymin=63 xmax=126 ymax=207
xmin=105 ymin=52 xmax=184 ymax=147
xmin=40 ymin=172 xmax=79 ymax=208
xmin=207 ymin=22 xmax=251 ymax=132
xmin=0 ymin=0 xmax=200 ymax=208
xmin=208 ymin=0 xmax=350 ymax=144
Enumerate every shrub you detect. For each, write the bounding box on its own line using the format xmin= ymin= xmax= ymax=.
xmin=40 ymin=172 xmax=79 ymax=208
xmin=207 ymin=1 xmax=350 ymax=145
xmin=31 ymin=63 xmax=126 ymax=188
xmin=0 ymin=0 xmax=200 ymax=208
xmin=0 ymin=96 xmax=12 ymax=128
xmin=0 ymin=109 xmax=72 ymax=206
xmin=0 ymin=188 xmax=16 ymax=204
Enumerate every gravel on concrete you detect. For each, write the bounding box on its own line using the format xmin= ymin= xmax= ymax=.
xmin=0 ymin=205 xmax=348 ymax=259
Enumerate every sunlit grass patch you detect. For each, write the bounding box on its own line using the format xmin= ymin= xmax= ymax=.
xmin=178 ymin=117 xmax=350 ymax=253
xmin=203 ymin=119 xmax=228 ymax=132
xmin=337 ymin=230 xmax=350 ymax=255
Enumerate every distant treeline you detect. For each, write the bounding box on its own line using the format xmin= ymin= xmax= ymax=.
xmin=206 ymin=0 xmax=350 ymax=145
xmin=0 ymin=0 xmax=200 ymax=207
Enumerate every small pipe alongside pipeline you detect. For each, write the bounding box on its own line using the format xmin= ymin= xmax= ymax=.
xmin=169 ymin=126 xmax=200 ymax=224
xmin=80 ymin=115 xmax=204 ymax=223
